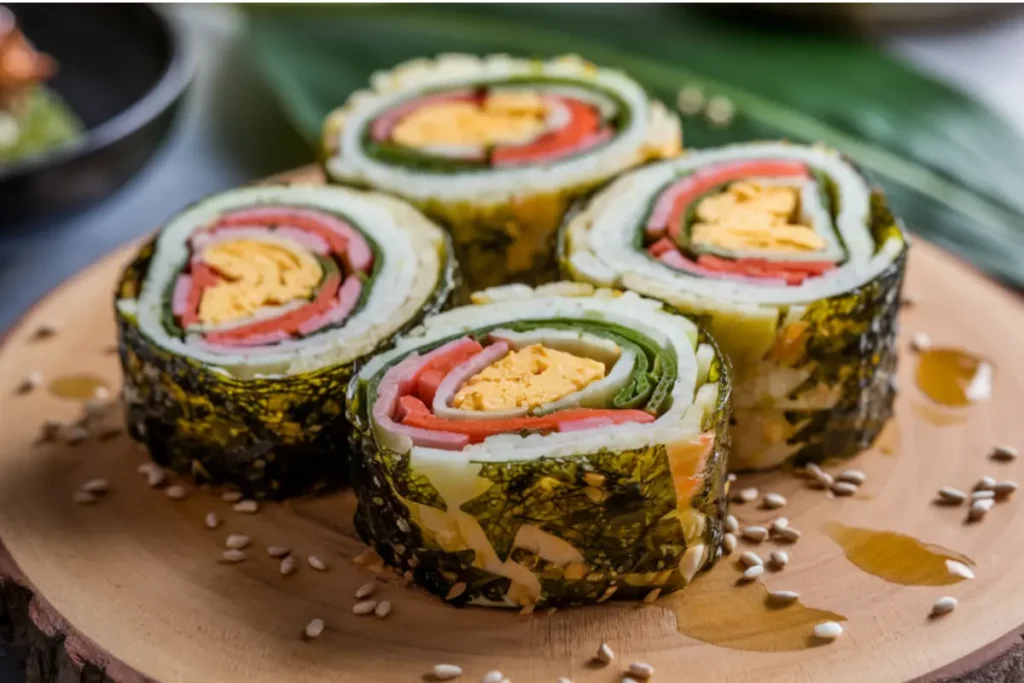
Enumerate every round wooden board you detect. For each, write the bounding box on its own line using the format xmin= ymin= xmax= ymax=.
xmin=2 ymin=228 xmax=1024 ymax=683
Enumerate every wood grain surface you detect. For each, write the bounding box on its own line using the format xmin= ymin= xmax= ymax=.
xmin=1 ymin=220 xmax=1023 ymax=682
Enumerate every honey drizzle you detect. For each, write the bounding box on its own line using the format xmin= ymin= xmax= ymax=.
xmin=47 ymin=374 xmax=110 ymax=400
xmin=824 ymin=522 xmax=973 ymax=586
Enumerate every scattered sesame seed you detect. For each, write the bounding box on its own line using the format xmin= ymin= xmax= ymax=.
xmin=628 ymin=662 xmax=655 ymax=680
xmin=355 ymin=581 xmax=376 ymax=599
xmin=433 ymin=664 xmax=462 ymax=680
xmin=221 ymin=490 xmax=243 ymax=503
xmin=267 ymin=545 xmax=291 ymax=558
xmin=742 ymin=526 xmax=768 ymax=543
xmin=677 ymin=86 xmax=706 ymax=115
xmin=725 ymin=514 xmax=739 ymax=533
xmin=352 ymin=599 xmax=377 ymax=616
xmin=63 ymin=425 xmax=89 ymax=445
xmin=596 ymin=641 xmax=614 ymax=664
xmin=910 ymin=332 xmax=931 ymax=352
xmin=80 ymin=478 xmax=109 ymax=494
xmin=304 ymin=618 xmax=325 ymax=639
xmin=623 ymin=678 xmax=639 ymax=683
xmin=937 ymin=487 xmax=967 ymax=504
xmin=205 ymin=512 xmax=220 ymax=530
xmin=307 ymin=555 xmax=327 ymax=571
xmin=221 ymin=549 xmax=246 ymax=563
xmin=146 ymin=466 xmax=167 ymax=488
xmin=374 ymin=600 xmax=392 ymax=619
xmin=990 ymin=445 xmax=1018 ymax=462
xmin=164 ymin=485 xmax=187 ymax=500
xmin=971 ymin=490 xmax=995 ymax=501
xmin=92 ymin=386 xmax=111 ymax=401
xmin=806 ymin=464 xmax=834 ymax=489
xmin=481 ymin=671 xmax=504 ymax=683
xmin=446 ymin=582 xmax=467 ymax=600
xmin=557 ymin=678 xmax=572 ymax=683
xmin=72 ymin=490 xmax=96 ymax=505
xmin=762 ymin=492 xmax=787 ymax=510
xmin=737 ymin=487 xmax=758 ymax=503
xmin=837 ymin=470 xmax=867 ymax=485
xmin=742 ymin=564 xmax=764 ymax=581
xmin=931 ymin=596 xmax=958 ymax=617
xmin=280 ymin=556 xmax=297 ymax=576
xmin=225 ymin=534 xmax=250 ymax=550
xmin=740 ymin=551 xmax=763 ymax=568
xmin=993 ymin=481 xmax=1018 ymax=498
xmin=770 ymin=550 xmax=789 ymax=568
xmin=17 ymin=371 xmax=43 ymax=394
xmin=727 ymin=472 xmax=738 ymax=483
xmin=722 ymin=533 xmax=737 ymax=554
xmin=832 ymin=482 xmax=858 ymax=496
xmin=705 ymin=95 xmax=735 ymax=127
xmin=83 ymin=398 xmax=110 ymax=421
xmin=946 ymin=560 xmax=975 ymax=580
xmin=968 ymin=498 xmax=994 ymax=521
xmin=974 ymin=476 xmax=996 ymax=491
xmin=814 ymin=621 xmax=843 ymax=641
xmin=771 ymin=517 xmax=789 ymax=533
xmin=775 ymin=526 xmax=802 ymax=542
xmin=233 ymin=499 xmax=259 ymax=514
xmin=769 ymin=590 xmax=800 ymax=605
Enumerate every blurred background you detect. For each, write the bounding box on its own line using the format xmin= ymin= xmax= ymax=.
xmin=1 ymin=3 xmax=1024 ymax=680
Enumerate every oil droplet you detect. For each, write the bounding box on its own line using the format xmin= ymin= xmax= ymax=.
xmin=48 ymin=374 xmax=110 ymax=401
xmin=911 ymin=401 xmax=969 ymax=427
xmin=874 ymin=419 xmax=899 ymax=456
xmin=824 ymin=522 xmax=973 ymax=586
xmin=665 ymin=562 xmax=845 ymax=652
xmin=915 ymin=347 xmax=993 ymax=407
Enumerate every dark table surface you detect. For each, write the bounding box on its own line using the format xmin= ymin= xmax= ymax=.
xmin=2 ymin=6 xmax=1023 ymax=682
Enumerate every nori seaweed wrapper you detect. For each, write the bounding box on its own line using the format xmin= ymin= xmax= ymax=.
xmin=347 ymin=285 xmax=730 ymax=607
xmin=115 ymin=185 xmax=457 ymax=498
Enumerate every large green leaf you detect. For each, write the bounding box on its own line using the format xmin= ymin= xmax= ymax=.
xmin=244 ymin=4 xmax=1024 ymax=287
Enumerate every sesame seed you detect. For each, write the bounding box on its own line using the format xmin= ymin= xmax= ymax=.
xmin=623 ymin=679 xmax=639 ymax=683
xmin=205 ymin=512 xmax=220 ymax=530
xmin=990 ymin=445 xmax=1018 ymax=462
xmin=770 ymin=550 xmax=789 ymax=568
xmin=837 ymin=470 xmax=867 ymax=485
xmin=628 ymin=662 xmax=655 ymax=679
xmin=72 ymin=490 xmax=96 ymax=505
xmin=17 ymin=371 xmax=43 ymax=394
xmin=677 ymin=86 xmax=706 ymax=115
xmin=771 ymin=517 xmax=789 ymax=533
xmin=705 ymin=95 xmax=736 ymax=127
xmin=80 ymin=478 xmax=109 ymax=494
xmin=221 ymin=490 xmax=242 ymax=503
xmin=63 ymin=425 xmax=89 ymax=445
xmin=742 ymin=564 xmax=764 ymax=581
xmin=352 ymin=599 xmax=377 ymax=616
xmin=304 ymin=618 xmax=324 ymax=639
xmin=164 ymin=485 xmax=187 ymax=500
xmin=354 ymin=581 xmax=376 ymax=599
xmin=937 ymin=487 xmax=967 ymax=504
xmin=433 ymin=664 xmax=462 ymax=680
xmin=225 ymin=534 xmax=250 ymax=550
xmin=83 ymin=398 xmax=111 ymax=421
xmin=221 ymin=549 xmax=246 ymax=563
xmin=725 ymin=514 xmax=739 ymax=533
xmin=974 ymin=476 xmax=996 ymax=491
xmin=832 ymin=482 xmax=858 ymax=496
xmin=993 ymin=481 xmax=1018 ymax=498
xmin=737 ymin=487 xmax=758 ymax=503
xmin=280 ymin=556 xmax=297 ymax=576
xmin=742 ymin=526 xmax=769 ymax=543
xmin=762 ymin=492 xmax=787 ymax=510
xmin=679 ymin=543 xmax=705 ymax=582
xmin=727 ymin=472 xmax=738 ymax=483
xmin=769 ymin=590 xmax=800 ymax=605
xmin=557 ymin=678 xmax=572 ymax=683
xmin=146 ymin=466 xmax=167 ymax=488
xmin=596 ymin=641 xmax=614 ymax=664
xmin=776 ymin=526 xmax=802 ymax=542
xmin=971 ymin=490 xmax=995 ymax=501
xmin=910 ymin=332 xmax=931 ymax=352
xmin=374 ymin=600 xmax=392 ymax=619
xmin=807 ymin=465 xmax=834 ymax=489
xmin=931 ymin=596 xmax=958 ymax=617
xmin=946 ymin=560 xmax=975 ymax=580
xmin=481 ymin=672 xmax=504 ymax=683
xmin=739 ymin=551 xmax=763 ymax=568
xmin=92 ymin=386 xmax=111 ymax=401
xmin=968 ymin=498 xmax=994 ymax=521
xmin=307 ymin=555 xmax=327 ymax=571
xmin=814 ymin=621 xmax=843 ymax=641
xmin=445 ymin=582 xmax=467 ymax=600
xmin=233 ymin=499 xmax=259 ymax=514
xmin=267 ymin=545 xmax=290 ymax=558
xmin=722 ymin=533 xmax=737 ymax=554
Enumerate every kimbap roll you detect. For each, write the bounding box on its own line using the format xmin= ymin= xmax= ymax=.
xmin=561 ymin=142 xmax=907 ymax=470
xmin=115 ymin=184 xmax=456 ymax=498
xmin=322 ymin=54 xmax=681 ymax=293
xmin=347 ymin=282 xmax=729 ymax=608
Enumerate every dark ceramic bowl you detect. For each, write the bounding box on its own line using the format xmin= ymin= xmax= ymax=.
xmin=0 ymin=4 xmax=193 ymax=218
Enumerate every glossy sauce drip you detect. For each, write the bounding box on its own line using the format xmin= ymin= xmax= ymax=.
xmin=666 ymin=563 xmax=845 ymax=651
xmin=915 ymin=347 xmax=992 ymax=407
xmin=824 ymin=522 xmax=973 ymax=586
xmin=48 ymin=374 xmax=110 ymax=400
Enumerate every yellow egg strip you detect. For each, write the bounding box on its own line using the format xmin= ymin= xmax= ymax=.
xmin=390 ymin=93 xmax=548 ymax=150
xmin=197 ymin=239 xmax=323 ymax=325
xmin=452 ymin=344 xmax=606 ymax=412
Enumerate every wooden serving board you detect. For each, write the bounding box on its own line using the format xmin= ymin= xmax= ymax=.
xmin=2 ymin=207 xmax=1024 ymax=682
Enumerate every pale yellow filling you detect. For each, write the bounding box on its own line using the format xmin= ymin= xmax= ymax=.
xmin=391 ymin=92 xmax=548 ymax=149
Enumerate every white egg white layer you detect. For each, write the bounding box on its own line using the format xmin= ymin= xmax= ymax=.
xmin=564 ymin=142 xmax=906 ymax=309
xmin=324 ymin=53 xmax=681 ymax=205
xmin=117 ymin=185 xmax=448 ymax=379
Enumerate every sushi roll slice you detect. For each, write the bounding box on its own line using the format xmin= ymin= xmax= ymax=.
xmin=347 ymin=282 xmax=729 ymax=608
xmin=115 ymin=184 xmax=456 ymax=498
xmin=322 ymin=53 xmax=681 ymax=293
xmin=561 ymin=142 xmax=907 ymax=470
